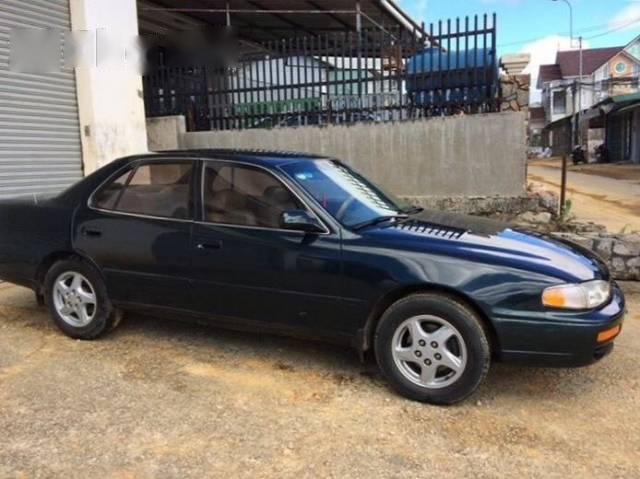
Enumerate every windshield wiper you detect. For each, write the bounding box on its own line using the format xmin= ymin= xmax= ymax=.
xmin=352 ymin=214 xmax=408 ymax=231
xmin=400 ymin=206 xmax=424 ymax=215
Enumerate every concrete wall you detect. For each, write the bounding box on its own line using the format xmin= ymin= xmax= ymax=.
xmin=177 ymin=111 xmax=527 ymax=197
xmin=147 ymin=116 xmax=186 ymax=151
xmin=70 ymin=0 xmax=148 ymax=173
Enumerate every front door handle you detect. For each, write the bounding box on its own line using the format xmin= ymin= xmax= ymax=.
xmin=196 ymin=240 xmax=223 ymax=251
xmin=81 ymin=228 xmax=102 ymax=238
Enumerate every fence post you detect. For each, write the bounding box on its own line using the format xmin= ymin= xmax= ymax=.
xmin=559 ymin=154 xmax=568 ymax=217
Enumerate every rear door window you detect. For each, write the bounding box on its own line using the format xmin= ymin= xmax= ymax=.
xmin=92 ymin=162 xmax=194 ymax=220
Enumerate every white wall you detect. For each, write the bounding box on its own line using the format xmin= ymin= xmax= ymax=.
xmin=231 ymin=57 xmax=327 ymax=108
xmin=230 ymin=56 xmax=392 ymax=115
xmin=70 ymin=0 xmax=148 ymax=173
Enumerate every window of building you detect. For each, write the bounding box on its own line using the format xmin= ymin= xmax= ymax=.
xmin=615 ymin=62 xmax=627 ymax=74
xmin=203 ymin=162 xmax=304 ymax=228
xmin=93 ymin=162 xmax=193 ymax=219
xmin=552 ymin=90 xmax=566 ymax=114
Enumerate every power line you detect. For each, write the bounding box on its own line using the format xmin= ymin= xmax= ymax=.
xmin=584 ymin=18 xmax=640 ymax=40
xmin=497 ymin=16 xmax=640 ymax=48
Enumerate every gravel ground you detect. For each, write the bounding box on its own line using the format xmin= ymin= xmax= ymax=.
xmin=0 ymin=282 xmax=639 ymax=478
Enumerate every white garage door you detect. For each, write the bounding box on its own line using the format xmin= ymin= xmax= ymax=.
xmin=0 ymin=0 xmax=84 ymax=198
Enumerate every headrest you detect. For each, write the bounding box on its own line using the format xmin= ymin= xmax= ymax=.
xmin=263 ymin=185 xmax=292 ymax=205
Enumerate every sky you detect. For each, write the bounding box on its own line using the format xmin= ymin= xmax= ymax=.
xmin=396 ymin=0 xmax=640 ymax=102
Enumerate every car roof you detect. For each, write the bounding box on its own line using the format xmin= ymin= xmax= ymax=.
xmin=125 ymin=149 xmax=325 ymax=168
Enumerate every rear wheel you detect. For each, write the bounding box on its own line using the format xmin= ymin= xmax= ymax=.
xmin=375 ymin=293 xmax=490 ymax=405
xmin=44 ymin=257 xmax=122 ymax=339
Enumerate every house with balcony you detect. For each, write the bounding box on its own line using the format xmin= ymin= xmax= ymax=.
xmin=537 ymin=35 xmax=640 ymax=162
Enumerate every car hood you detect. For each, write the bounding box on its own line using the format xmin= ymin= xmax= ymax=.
xmin=360 ymin=209 xmax=607 ymax=283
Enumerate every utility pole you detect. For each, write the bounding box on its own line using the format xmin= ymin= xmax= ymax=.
xmin=551 ymin=0 xmax=574 ymax=217
xmin=577 ymin=35 xmax=583 ymax=147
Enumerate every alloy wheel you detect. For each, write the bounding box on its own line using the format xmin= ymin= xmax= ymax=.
xmin=391 ymin=315 xmax=468 ymax=389
xmin=52 ymin=271 xmax=97 ymax=327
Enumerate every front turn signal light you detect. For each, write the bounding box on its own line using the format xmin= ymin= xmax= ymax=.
xmin=597 ymin=325 xmax=621 ymax=343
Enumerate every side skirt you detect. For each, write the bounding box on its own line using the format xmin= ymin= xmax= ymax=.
xmin=113 ymin=300 xmax=355 ymax=347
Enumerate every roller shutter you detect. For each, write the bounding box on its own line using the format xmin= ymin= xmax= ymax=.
xmin=0 ymin=0 xmax=83 ymax=199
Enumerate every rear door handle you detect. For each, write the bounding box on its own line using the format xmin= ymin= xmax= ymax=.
xmin=81 ymin=228 xmax=102 ymax=238
xmin=196 ymin=240 xmax=222 ymax=251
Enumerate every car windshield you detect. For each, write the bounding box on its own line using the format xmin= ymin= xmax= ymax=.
xmin=281 ymin=159 xmax=411 ymax=228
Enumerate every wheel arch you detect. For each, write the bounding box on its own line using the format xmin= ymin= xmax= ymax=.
xmin=35 ymin=250 xmax=104 ymax=294
xmin=357 ymin=284 xmax=500 ymax=358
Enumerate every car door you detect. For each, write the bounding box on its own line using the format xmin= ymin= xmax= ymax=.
xmin=73 ymin=159 xmax=196 ymax=310
xmin=190 ymin=160 xmax=352 ymax=336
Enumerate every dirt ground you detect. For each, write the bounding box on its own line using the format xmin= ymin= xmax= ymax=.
xmin=532 ymin=159 xmax=640 ymax=183
xmin=1 ymin=282 xmax=639 ymax=478
xmin=528 ymin=160 xmax=640 ymax=233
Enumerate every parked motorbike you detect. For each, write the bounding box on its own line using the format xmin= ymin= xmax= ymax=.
xmin=594 ymin=143 xmax=609 ymax=163
xmin=570 ymin=145 xmax=587 ymax=165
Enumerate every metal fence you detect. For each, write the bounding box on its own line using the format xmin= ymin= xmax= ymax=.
xmin=142 ymin=14 xmax=498 ymax=131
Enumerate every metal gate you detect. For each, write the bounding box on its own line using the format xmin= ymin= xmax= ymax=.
xmin=143 ymin=14 xmax=499 ymax=132
xmin=0 ymin=0 xmax=83 ymax=198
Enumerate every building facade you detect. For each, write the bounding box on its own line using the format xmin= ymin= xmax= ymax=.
xmin=537 ymin=35 xmax=640 ymax=162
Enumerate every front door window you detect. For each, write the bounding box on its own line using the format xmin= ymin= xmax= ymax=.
xmin=202 ymin=162 xmax=304 ymax=228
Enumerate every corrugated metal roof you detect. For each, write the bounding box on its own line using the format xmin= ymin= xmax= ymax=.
xmin=138 ymin=0 xmax=425 ymax=42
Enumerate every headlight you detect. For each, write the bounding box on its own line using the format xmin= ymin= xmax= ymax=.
xmin=542 ymin=280 xmax=611 ymax=310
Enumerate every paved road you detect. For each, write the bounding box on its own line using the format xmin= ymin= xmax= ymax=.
xmin=528 ymin=162 xmax=640 ymax=232
xmin=1 ymin=283 xmax=639 ymax=478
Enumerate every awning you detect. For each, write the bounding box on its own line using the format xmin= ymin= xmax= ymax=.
xmin=543 ymin=114 xmax=571 ymax=131
xmin=138 ymin=0 xmax=426 ymax=43
xmin=567 ymin=92 xmax=640 ymax=127
xmin=609 ymin=92 xmax=640 ymax=115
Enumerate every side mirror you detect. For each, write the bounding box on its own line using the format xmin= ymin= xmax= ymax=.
xmin=280 ymin=210 xmax=325 ymax=233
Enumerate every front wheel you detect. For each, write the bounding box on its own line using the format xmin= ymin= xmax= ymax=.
xmin=44 ymin=257 xmax=122 ymax=339
xmin=375 ymin=293 xmax=490 ymax=405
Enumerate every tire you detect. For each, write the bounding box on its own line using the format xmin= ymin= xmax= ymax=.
xmin=44 ymin=256 xmax=122 ymax=339
xmin=374 ymin=293 xmax=490 ymax=405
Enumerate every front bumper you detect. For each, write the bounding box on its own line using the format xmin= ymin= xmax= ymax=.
xmin=493 ymin=283 xmax=626 ymax=367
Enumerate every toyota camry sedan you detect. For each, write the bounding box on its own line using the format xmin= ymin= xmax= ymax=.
xmin=0 ymin=150 xmax=625 ymax=404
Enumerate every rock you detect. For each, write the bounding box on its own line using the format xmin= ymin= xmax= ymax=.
xmin=553 ymin=233 xmax=594 ymax=250
xmin=536 ymin=212 xmax=552 ymax=223
xmin=628 ymin=257 xmax=640 ymax=267
xmin=399 ymin=195 xmax=558 ymax=218
xmin=572 ymin=222 xmax=607 ymax=234
xmin=517 ymin=211 xmax=551 ymax=224
xmin=613 ymin=240 xmax=640 ymax=257
xmin=536 ymin=190 xmax=559 ymax=212
xmin=549 ymin=231 xmax=640 ymax=280
xmin=627 ymin=257 xmax=640 ymax=281
xmin=593 ymin=238 xmax=614 ymax=260
xmin=627 ymin=257 xmax=640 ymax=279
xmin=611 ymin=257 xmax=626 ymax=275
xmin=625 ymin=234 xmax=640 ymax=243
